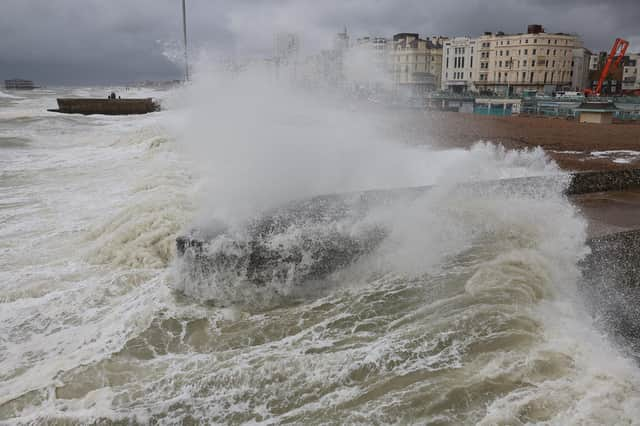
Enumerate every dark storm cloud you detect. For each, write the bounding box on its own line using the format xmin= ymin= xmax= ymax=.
xmin=0 ymin=0 xmax=638 ymax=85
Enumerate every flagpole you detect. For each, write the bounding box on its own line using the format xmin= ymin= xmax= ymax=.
xmin=182 ymin=0 xmax=189 ymax=81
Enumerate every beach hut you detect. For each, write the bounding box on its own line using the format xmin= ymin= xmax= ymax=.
xmin=575 ymin=101 xmax=619 ymax=124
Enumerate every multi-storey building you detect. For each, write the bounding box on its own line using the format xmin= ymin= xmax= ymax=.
xmin=391 ymin=33 xmax=446 ymax=95
xmin=623 ymin=53 xmax=640 ymax=92
xmin=572 ymin=47 xmax=593 ymax=91
xmin=355 ymin=36 xmax=388 ymax=50
xmin=274 ymin=33 xmax=300 ymax=63
xmin=441 ymin=37 xmax=478 ymax=93
xmin=474 ymin=25 xmax=581 ymax=95
xmin=587 ymin=51 xmax=624 ymax=95
xmin=349 ymin=36 xmax=392 ymax=89
xmin=589 ymin=54 xmax=601 ymax=71
xmin=334 ymin=27 xmax=350 ymax=52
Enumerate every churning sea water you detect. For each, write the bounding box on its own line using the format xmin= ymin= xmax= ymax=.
xmin=1 ymin=80 xmax=640 ymax=425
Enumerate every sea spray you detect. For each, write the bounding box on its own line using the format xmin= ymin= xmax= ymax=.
xmin=2 ymin=69 xmax=640 ymax=424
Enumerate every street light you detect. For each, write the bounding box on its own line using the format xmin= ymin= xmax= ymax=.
xmin=182 ymin=0 xmax=189 ymax=82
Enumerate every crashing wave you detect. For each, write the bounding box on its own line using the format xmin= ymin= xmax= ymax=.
xmin=174 ymin=192 xmax=389 ymax=304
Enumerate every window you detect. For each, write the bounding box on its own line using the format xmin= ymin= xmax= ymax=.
xmin=524 ymin=49 xmax=528 ymax=55
xmin=522 ymin=72 xmax=526 ymax=81
xmin=532 ymin=49 xmax=536 ymax=55
xmin=530 ymin=72 xmax=534 ymax=83
xmin=547 ymin=49 xmax=550 ymax=55
xmin=499 ymin=61 xmax=503 ymax=67
xmin=553 ymin=49 xmax=556 ymax=56
xmin=506 ymin=50 xmax=509 ymax=56
xmin=523 ymin=60 xmax=527 ymax=67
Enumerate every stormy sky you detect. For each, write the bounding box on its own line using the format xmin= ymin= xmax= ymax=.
xmin=1 ymin=0 xmax=638 ymax=85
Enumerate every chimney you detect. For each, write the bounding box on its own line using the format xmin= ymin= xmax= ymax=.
xmin=528 ymin=24 xmax=544 ymax=34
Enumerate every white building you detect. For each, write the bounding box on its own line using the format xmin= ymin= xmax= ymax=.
xmin=474 ymin=25 xmax=581 ymax=95
xmin=623 ymin=53 xmax=640 ymax=92
xmin=571 ymin=47 xmax=593 ymax=91
xmin=441 ymin=37 xmax=478 ymax=93
xmin=390 ymin=33 xmax=446 ymax=95
xmin=348 ymin=37 xmax=392 ymax=90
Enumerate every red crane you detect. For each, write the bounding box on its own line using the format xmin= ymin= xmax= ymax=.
xmin=586 ymin=38 xmax=629 ymax=96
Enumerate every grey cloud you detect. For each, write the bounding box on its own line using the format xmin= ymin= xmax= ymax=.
xmin=0 ymin=0 xmax=638 ymax=85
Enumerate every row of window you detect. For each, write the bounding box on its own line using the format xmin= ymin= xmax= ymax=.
xmin=476 ymin=70 xmax=573 ymax=83
xmin=454 ymin=48 xmax=570 ymax=64
xmin=494 ymin=59 xmax=569 ymax=69
xmin=446 ymin=47 xmax=475 ymax=55
xmin=445 ymin=56 xmax=473 ymax=69
xmin=494 ymin=38 xmax=572 ymax=46
xmin=481 ymin=59 xmax=568 ymax=69
xmin=446 ymin=71 xmax=472 ymax=80
xmin=395 ymin=55 xmax=435 ymax=63
xmin=490 ymin=70 xmax=571 ymax=83
xmin=394 ymin=64 xmax=437 ymax=73
xmin=497 ymin=48 xmax=568 ymax=57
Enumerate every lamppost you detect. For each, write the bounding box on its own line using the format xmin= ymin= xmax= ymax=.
xmin=182 ymin=0 xmax=189 ymax=82
xmin=506 ymin=59 xmax=513 ymax=97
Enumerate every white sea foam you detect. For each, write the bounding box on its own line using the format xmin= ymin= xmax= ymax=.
xmin=0 ymin=90 xmax=24 ymax=99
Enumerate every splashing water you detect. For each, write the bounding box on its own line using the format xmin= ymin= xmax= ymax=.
xmin=1 ymin=70 xmax=640 ymax=425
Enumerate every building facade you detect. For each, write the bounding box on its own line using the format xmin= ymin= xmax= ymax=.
xmin=274 ymin=32 xmax=300 ymax=63
xmin=474 ymin=25 xmax=581 ymax=95
xmin=571 ymin=47 xmax=593 ymax=91
xmin=391 ymin=33 xmax=446 ymax=95
xmin=441 ymin=37 xmax=478 ymax=93
xmin=349 ymin=36 xmax=392 ymax=89
xmin=623 ymin=53 xmax=640 ymax=92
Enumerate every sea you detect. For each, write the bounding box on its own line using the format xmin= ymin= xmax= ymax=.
xmin=1 ymin=77 xmax=640 ymax=425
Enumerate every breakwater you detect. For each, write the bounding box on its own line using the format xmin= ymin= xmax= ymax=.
xmin=49 ymin=98 xmax=159 ymax=115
